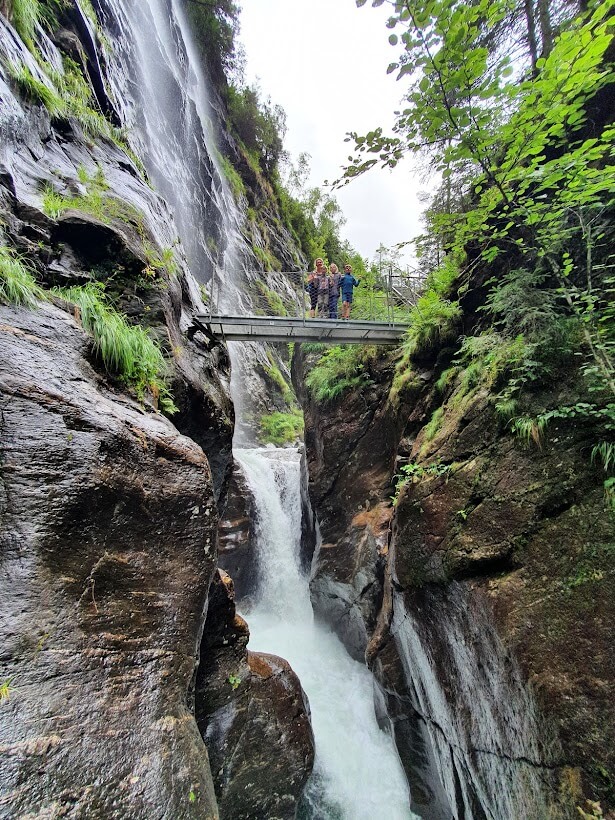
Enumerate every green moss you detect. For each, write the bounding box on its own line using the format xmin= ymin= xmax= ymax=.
xmin=435 ymin=366 xmax=459 ymax=394
xmin=424 ymin=406 xmax=445 ymax=441
xmin=6 ymin=61 xmax=65 ymax=115
xmin=0 ymin=244 xmax=44 ymax=306
xmin=219 ymin=154 xmax=246 ymax=200
xmin=10 ymin=0 xmax=46 ymax=50
xmin=254 ymin=280 xmax=288 ymax=316
xmin=263 ymin=352 xmax=295 ymax=405
xmin=253 ymin=244 xmax=280 ymax=271
xmin=8 ymin=55 xmax=146 ymax=176
xmin=402 ymin=291 xmax=462 ymax=358
xmin=258 ymin=409 xmax=304 ymax=445
xmin=42 ymin=166 xmax=141 ymax=225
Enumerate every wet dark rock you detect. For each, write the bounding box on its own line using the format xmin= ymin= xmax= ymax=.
xmin=195 ymin=570 xmax=315 ymax=820
xmin=0 ymin=302 xmax=220 ymax=818
xmin=293 ymin=345 xmax=405 ymax=658
xmin=298 ymin=335 xmax=615 ymax=816
xmin=217 ymin=462 xmax=258 ymax=601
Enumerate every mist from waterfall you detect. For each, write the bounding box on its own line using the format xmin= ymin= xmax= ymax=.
xmin=235 ymin=447 xmax=417 ymax=820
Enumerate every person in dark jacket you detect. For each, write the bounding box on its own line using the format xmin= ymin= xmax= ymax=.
xmin=340 ymin=264 xmax=360 ymax=319
xmin=328 ymin=263 xmax=342 ymax=319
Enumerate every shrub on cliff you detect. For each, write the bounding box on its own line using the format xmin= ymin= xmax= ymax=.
xmin=259 ymin=410 xmax=304 ymax=445
xmin=305 ymin=345 xmax=377 ymax=403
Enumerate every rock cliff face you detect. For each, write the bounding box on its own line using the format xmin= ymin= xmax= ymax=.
xmin=296 ymin=345 xmax=614 ymax=818
xmin=292 ymin=346 xmax=405 ymax=661
xmin=0 ymin=4 xmax=314 ymax=817
xmin=0 ymin=301 xmax=221 ymax=817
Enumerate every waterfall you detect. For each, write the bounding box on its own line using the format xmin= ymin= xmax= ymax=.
xmin=234 ymin=447 xmax=417 ymax=820
xmin=95 ymin=5 xmax=426 ymax=815
xmin=98 ymin=0 xmax=249 ymax=311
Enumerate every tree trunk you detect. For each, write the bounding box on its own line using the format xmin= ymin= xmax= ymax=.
xmin=523 ymin=0 xmax=540 ymax=73
xmin=537 ymin=0 xmax=554 ymax=58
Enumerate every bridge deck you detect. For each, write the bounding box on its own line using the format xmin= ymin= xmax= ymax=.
xmin=195 ymin=315 xmax=409 ymax=344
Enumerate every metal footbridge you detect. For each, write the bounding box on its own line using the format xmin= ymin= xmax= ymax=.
xmin=195 ymin=269 xmax=422 ymax=345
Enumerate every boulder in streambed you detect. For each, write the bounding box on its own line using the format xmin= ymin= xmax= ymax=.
xmin=195 ymin=569 xmax=315 ymax=820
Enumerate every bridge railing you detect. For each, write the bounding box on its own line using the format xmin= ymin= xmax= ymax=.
xmin=212 ymin=270 xmax=421 ymax=324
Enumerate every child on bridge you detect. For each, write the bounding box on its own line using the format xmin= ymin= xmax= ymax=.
xmin=340 ymin=264 xmax=360 ymax=319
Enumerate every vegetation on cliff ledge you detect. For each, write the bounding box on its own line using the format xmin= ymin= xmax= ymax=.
xmin=0 ymin=244 xmax=44 ymax=306
xmin=56 ymin=283 xmax=177 ymax=413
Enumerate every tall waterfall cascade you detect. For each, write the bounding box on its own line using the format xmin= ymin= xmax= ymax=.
xmin=235 ymin=448 xmax=417 ymax=820
xmin=96 ymin=5 xmax=416 ymax=814
xmin=100 ymin=0 xmax=249 ymax=312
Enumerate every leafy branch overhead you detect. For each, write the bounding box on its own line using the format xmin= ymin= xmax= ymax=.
xmin=350 ymin=0 xmax=614 ymax=501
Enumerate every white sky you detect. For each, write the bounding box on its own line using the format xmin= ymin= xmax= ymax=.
xmin=238 ymin=0 xmax=426 ymax=267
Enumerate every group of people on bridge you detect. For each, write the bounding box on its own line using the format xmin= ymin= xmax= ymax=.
xmin=305 ymin=258 xmax=360 ymax=320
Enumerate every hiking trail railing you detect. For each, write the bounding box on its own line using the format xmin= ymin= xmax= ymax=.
xmin=195 ymin=269 xmax=424 ymax=345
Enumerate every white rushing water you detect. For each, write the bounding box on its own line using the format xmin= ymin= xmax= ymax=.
xmin=234 ymin=447 xmax=417 ymax=820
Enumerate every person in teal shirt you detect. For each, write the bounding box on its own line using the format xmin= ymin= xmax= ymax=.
xmin=340 ymin=264 xmax=360 ymax=319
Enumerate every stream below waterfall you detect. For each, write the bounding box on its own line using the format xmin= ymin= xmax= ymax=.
xmin=234 ymin=447 xmax=417 ymax=820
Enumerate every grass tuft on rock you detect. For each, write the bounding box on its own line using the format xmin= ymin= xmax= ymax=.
xmin=0 ymin=244 xmax=44 ymax=306
xmin=56 ymin=283 xmax=177 ymax=413
xmin=42 ymin=166 xmax=141 ymax=225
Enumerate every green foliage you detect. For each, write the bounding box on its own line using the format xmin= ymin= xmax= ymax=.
xmin=263 ymin=353 xmax=294 ymax=405
xmin=254 ymin=280 xmax=288 ymax=316
xmin=10 ymin=0 xmax=63 ymax=50
xmin=8 ymin=55 xmax=144 ymax=174
xmin=0 ymin=678 xmax=15 ymax=703
xmin=510 ymin=415 xmax=548 ymax=447
xmin=0 ymin=244 xmax=44 ymax=306
xmin=577 ymin=800 xmax=605 ymax=820
xmin=259 ymin=409 xmax=304 ymax=445
xmin=227 ymin=673 xmax=241 ymax=690
xmin=142 ymin=243 xmax=178 ymax=280
xmin=592 ymin=441 xmax=614 ymax=474
xmin=424 ymin=406 xmax=445 ymax=441
xmin=55 ymin=284 xmax=177 ymax=413
xmin=219 ymin=153 xmax=246 ymax=200
xmin=401 ymin=290 xmax=462 ymax=359
xmin=305 ymin=345 xmax=376 ymax=404
xmin=42 ymin=166 xmax=140 ymax=225
xmin=392 ymin=460 xmax=452 ymax=504
xmin=349 ymin=0 xmax=615 ymax=409
xmin=301 ymin=342 xmax=327 ymax=354
xmin=227 ymin=84 xmax=286 ymax=177
xmin=6 ymin=60 xmax=65 ymax=113
xmin=185 ymin=0 xmax=241 ymax=87
xmin=563 ymin=542 xmax=614 ymax=591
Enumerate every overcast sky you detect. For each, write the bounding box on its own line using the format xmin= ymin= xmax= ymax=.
xmin=238 ymin=0 xmax=426 ymax=267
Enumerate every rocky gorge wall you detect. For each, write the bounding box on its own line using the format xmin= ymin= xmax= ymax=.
xmin=295 ymin=343 xmax=615 ymax=819
xmin=0 ymin=3 xmax=314 ymax=817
